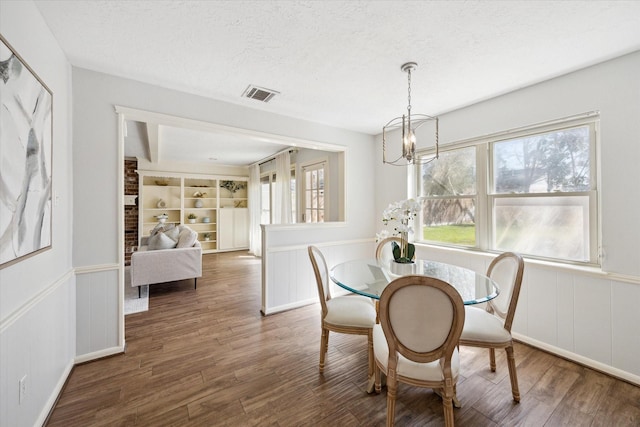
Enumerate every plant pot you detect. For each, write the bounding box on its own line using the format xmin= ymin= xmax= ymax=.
xmin=188 ymin=219 xmax=196 ymax=224
xmin=389 ymin=260 xmax=416 ymax=276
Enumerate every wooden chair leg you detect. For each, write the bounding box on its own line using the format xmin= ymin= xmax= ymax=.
xmin=367 ymin=330 xmax=374 ymax=379
xmin=319 ymin=327 xmax=329 ymax=372
xmin=489 ymin=348 xmax=497 ymax=372
xmin=505 ymin=346 xmax=520 ymax=402
xmin=386 ymin=374 xmax=397 ymax=427
xmin=442 ymin=383 xmax=455 ymax=427
xmin=374 ymin=364 xmax=382 ymax=393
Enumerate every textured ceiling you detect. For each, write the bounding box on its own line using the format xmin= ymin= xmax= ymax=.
xmin=33 ymin=0 xmax=640 ymax=164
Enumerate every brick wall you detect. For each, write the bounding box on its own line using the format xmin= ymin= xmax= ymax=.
xmin=124 ymin=159 xmax=138 ymax=266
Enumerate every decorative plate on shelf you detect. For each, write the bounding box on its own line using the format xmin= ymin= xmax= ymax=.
xmin=156 ymin=199 xmax=166 ymax=208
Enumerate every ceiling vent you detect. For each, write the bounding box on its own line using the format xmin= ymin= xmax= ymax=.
xmin=242 ymin=85 xmax=279 ymax=103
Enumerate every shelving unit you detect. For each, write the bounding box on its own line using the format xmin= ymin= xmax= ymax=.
xmin=184 ymin=177 xmax=218 ymax=253
xmin=137 ymin=172 xmax=249 ymax=254
xmin=219 ymin=179 xmax=248 ymax=208
xmin=140 ymin=175 xmax=182 ymax=237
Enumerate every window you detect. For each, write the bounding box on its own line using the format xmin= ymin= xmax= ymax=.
xmin=260 ymin=175 xmax=271 ymax=224
xmin=417 ymin=115 xmax=598 ymax=264
xmin=302 ymin=161 xmax=326 ymax=223
xmin=260 ymin=168 xmax=296 ymax=224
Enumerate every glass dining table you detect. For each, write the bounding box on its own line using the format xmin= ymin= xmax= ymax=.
xmin=330 ymin=258 xmax=500 ymax=305
xmin=329 ymin=258 xmax=500 ymax=398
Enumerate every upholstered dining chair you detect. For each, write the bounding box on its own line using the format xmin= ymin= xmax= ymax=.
xmin=374 ymin=275 xmax=465 ymax=427
xmin=307 ymin=246 xmax=377 ymax=380
xmin=459 ymin=252 xmax=525 ymax=402
xmin=375 ymin=237 xmax=403 ymax=263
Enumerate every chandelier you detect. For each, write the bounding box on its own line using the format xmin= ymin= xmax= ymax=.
xmin=382 ymin=62 xmax=439 ymax=165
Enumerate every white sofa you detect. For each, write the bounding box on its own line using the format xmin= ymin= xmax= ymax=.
xmin=130 ymin=226 xmax=203 ymax=297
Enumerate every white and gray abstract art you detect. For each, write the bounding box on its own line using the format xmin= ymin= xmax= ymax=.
xmin=0 ymin=36 xmax=52 ymax=268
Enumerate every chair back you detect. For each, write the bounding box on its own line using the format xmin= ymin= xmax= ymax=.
xmin=308 ymin=246 xmax=332 ymax=316
xmin=486 ymin=252 xmax=524 ymax=332
xmin=379 ymin=275 xmax=464 ymax=365
xmin=375 ymin=237 xmax=403 ymax=263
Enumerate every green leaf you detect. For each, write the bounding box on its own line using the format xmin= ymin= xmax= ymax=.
xmin=392 ymin=242 xmax=401 ymax=260
xmin=407 ymin=243 xmax=415 ymax=261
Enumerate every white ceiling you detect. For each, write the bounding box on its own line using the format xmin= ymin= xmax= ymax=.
xmin=34 ymin=0 xmax=640 ymax=165
xmin=122 ymin=119 xmax=296 ymax=166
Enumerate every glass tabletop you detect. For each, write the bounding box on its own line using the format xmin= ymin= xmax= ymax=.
xmin=329 ymin=258 xmax=499 ymax=305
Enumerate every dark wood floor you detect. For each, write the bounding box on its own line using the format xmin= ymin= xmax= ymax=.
xmin=47 ymin=251 xmax=640 ymax=426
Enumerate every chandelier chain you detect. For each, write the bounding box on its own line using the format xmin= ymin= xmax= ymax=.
xmin=407 ymin=68 xmax=412 ymax=112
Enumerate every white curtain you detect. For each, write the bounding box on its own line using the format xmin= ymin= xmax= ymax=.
xmin=248 ymin=163 xmax=262 ymax=256
xmin=273 ymin=151 xmax=292 ymax=224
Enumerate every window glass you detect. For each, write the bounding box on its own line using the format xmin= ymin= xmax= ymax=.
xmin=494 ymin=195 xmax=590 ymax=261
xmin=303 ymin=163 xmax=326 ymax=223
xmin=493 ymin=126 xmax=590 ymax=194
xmin=290 ymin=169 xmax=297 ymax=223
xmin=261 ymin=168 xmax=296 ymax=224
xmin=260 ymin=175 xmax=271 ymax=224
xmin=419 ymin=147 xmax=476 ymax=245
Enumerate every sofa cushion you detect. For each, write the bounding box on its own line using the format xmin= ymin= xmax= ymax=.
xmin=148 ymin=223 xmax=180 ymax=250
xmin=177 ymin=227 xmax=198 ymax=248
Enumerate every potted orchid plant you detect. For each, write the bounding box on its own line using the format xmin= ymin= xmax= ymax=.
xmin=380 ymin=198 xmax=420 ymax=264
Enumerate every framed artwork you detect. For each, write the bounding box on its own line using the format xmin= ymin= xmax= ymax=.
xmin=0 ymin=34 xmax=53 ymax=268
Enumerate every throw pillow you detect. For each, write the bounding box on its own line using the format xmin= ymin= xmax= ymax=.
xmin=150 ymin=222 xmax=175 ymax=236
xmin=148 ymin=223 xmax=180 ymax=250
xmin=177 ymin=227 xmax=198 ymax=248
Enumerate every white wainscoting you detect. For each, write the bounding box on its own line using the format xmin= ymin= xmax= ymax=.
xmin=414 ymin=244 xmax=640 ymax=386
xmin=75 ymin=264 xmax=123 ymax=359
xmin=0 ymin=270 xmax=75 ymax=427
xmin=261 ymin=234 xmax=374 ymax=315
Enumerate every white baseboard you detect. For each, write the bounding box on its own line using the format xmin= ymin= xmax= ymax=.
xmin=75 ymin=345 xmax=125 ymax=364
xmin=513 ymin=332 xmax=640 ymax=386
xmin=261 ymin=297 xmax=317 ymax=316
xmin=36 ymin=359 xmax=74 ymax=427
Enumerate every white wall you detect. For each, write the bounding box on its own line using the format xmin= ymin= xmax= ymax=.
xmin=0 ymin=2 xmax=75 ymax=426
xmin=71 ymin=67 xmax=376 ymax=357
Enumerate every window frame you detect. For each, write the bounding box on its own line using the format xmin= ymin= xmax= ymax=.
xmin=415 ymin=113 xmax=600 ymax=266
xmin=301 ymin=159 xmax=328 ymax=223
